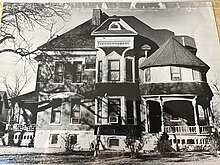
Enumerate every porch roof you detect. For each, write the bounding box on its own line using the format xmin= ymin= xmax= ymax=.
xmin=140 ymin=82 xmax=213 ymax=97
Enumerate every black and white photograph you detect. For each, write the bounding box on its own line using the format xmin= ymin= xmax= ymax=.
xmin=0 ymin=1 xmax=220 ymax=164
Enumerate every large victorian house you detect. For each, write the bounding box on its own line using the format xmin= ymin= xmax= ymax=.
xmin=7 ymin=9 xmax=214 ymax=151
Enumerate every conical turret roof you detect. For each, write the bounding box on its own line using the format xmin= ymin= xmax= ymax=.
xmin=139 ymin=37 xmax=209 ymax=72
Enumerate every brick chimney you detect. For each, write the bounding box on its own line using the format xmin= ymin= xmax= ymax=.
xmin=92 ymin=9 xmax=102 ymax=26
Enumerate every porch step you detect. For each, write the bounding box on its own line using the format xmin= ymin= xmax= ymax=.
xmin=142 ymin=134 xmax=159 ymax=152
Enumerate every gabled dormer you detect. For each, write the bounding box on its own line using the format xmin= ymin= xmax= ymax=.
xmin=91 ymin=16 xmax=138 ymax=36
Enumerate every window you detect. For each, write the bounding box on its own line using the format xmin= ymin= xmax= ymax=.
xmin=187 ymin=139 xmax=195 ymax=144
xmin=54 ymin=62 xmax=64 ymax=83
xmin=108 ymin=60 xmax=120 ymax=81
xmin=170 ymin=66 xmax=181 ymax=81
xmin=98 ymin=61 xmax=103 ymax=82
xmin=0 ymin=101 xmax=3 ymax=114
xmin=109 ymin=22 xmax=121 ymax=30
xmin=192 ymin=69 xmax=201 ymax=81
xmin=97 ymin=98 xmax=102 ymax=123
xmin=69 ymin=134 xmax=77 ymax=145
xmin=127 ymin=100 xmax=134 ymax=124
xmin=70 ymin=100 xmax=81 ymax=124
xmin=108 ymin=99 xmax=121 ymax=124
xmin=85 ymin=56 xmax=96 ymax=69
xmin=145 ymin=68 xmax=151 ymax=82
xmin=72 ymin=61 xmax=83 ymax=83
xmin=51 ymin=106 xmax=61 ymax=124
xmin=126 ymin=59 xmax=133 ymax=82
xmin=109 ymin=138 xmax=119 ymax=147
xmin=182 ymin=139 xmax=186 ymax=144
xmin=50 ymin=134 xmax=58 ymax=144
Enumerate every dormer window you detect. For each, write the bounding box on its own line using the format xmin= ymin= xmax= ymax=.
xmin=108 ymin=22 xmax=121 ymax=30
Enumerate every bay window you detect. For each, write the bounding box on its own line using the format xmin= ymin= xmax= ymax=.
xmin=108 ymin=60 xmax=120 ymax=81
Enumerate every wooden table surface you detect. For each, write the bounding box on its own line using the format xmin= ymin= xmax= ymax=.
xmin=213 ymin=0 xmax=220 ymax=41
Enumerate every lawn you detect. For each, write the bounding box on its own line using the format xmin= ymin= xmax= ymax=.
xmin=0 ymin=152 xmax=220 ymax=164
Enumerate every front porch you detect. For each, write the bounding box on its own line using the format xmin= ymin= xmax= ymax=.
xmin=141 ymin=96 xmax=214 ymax=135
xmin=5 ymin=124 xmax=36 ymax=147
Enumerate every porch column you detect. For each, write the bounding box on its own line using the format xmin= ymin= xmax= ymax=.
xmin=192 ymin=97 xmax=200 ymax=134
xmin=207 ymin=106 xmax=213 ymax=126
xmin=121 ymin=97 xmax=126 ymax=125
xmin=95 ymin=98 xmax=98 ymax=125
xmin=102 ymin=97 xmax=108 ymax=124
xmin=133 ymin=101 xmax=137 ymax=125
xmin=159 ymin=98 xmax=164 ymax=133
xmin=143 ymin=99 xmax=148 ymax=133
xmin=204 ymin=107 xmax=210 ymax=125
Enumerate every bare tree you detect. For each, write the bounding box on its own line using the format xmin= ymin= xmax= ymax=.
xmin=210 ymin=75 xmax=220 ymax=127
xmin=2 ymin=69 xmax=32 ymax=98
xmin=0 ymin=3 xmax=70 ymax=58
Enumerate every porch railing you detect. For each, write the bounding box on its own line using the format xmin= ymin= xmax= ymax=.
xmin=165 ymin=126 xmax=212 ymax=134
xmin=8 ymin=124 xmax=36 ymax=132
xmin=200 ymin=126 xmax=212 ymax=134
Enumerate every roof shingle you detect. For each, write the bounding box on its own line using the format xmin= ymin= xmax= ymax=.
xmin=139 ymin=37 xmax=209 ymax=71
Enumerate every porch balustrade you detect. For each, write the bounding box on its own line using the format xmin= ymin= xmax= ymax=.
xmin=165 ymin=125 xmax=212 ymax=134
xmin=8 ymin=124 xmax=36 ymax=132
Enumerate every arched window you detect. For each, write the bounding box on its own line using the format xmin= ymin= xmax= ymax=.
xmin=109 ymin=22 xmax=121 ymax=30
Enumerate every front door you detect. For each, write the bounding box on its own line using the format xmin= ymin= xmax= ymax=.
xmin=149 ymin=101 xmax=161 ymax=133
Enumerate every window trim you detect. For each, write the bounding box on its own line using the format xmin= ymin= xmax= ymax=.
xmin=108 ymin=60 xmax=120 ymax=82
xmin=170 ymin=66 xmax=182 ymax=81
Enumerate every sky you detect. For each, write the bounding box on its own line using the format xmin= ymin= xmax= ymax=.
xmin=0 ymin=2 xmax=220 ymax=95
